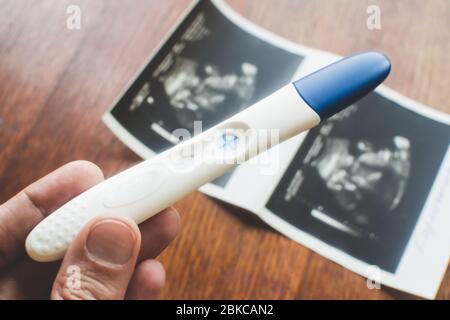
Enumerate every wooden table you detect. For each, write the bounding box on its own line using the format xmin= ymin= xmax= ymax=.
xmin=0 ymin=0 xmax=449 ymax=299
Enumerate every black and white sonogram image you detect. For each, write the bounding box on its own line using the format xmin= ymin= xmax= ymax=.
xmin=109 ymin=0 xmax=304 ymax=186
xmin=266 ymin=92 xmax=450 ymax=272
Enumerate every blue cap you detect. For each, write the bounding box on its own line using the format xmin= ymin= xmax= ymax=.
xmin=293 ymin=51 xmax=391 ymax=120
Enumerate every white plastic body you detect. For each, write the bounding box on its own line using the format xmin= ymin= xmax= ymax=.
xmin=25 ymin=83 xmax=320 ymax=262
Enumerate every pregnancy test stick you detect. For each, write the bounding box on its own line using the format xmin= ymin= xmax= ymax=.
xmin=26 ymin=52 xmax=391 ymax=262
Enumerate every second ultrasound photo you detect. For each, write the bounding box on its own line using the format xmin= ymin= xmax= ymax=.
xmin=266 ymin=92 xmax=450 ymax=272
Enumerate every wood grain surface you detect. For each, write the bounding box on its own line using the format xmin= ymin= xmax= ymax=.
xmin=0 ymin=0 xmax=448 ymax=299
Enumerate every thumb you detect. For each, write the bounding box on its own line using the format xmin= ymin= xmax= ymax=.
xmin=50 ymin=215 xmax=141 ymax=300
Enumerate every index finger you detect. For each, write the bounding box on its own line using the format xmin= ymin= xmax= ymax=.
xmin=0 ymin=161 xmax=104 ymax=270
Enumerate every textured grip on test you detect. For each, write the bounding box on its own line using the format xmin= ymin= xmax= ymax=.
xmin=25 ymin=200 xmax=94 ymax=262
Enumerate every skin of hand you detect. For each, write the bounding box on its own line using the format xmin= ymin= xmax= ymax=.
xmin=0 ymin=161 xmax=181 ymax=300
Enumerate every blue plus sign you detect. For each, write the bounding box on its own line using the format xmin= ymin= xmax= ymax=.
xmin=220 ymin=133 xmax=239 ymax=150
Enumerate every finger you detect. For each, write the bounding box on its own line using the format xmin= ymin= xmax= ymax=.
xmin=51 ymin=215 xmax=140 ymax=300
xmin=0 ymin=161 xmax=104 ymax=270
xmin=125 ymin=259 xmax=165 ymax=300
xmin=138 ymin=207 xmax=181 ymax=261
xmin=0 ymin=206 xmax=179 ymax=299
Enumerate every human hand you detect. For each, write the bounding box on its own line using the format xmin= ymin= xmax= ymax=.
xmin=0 ymin=161 xmax=181 ymax=299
